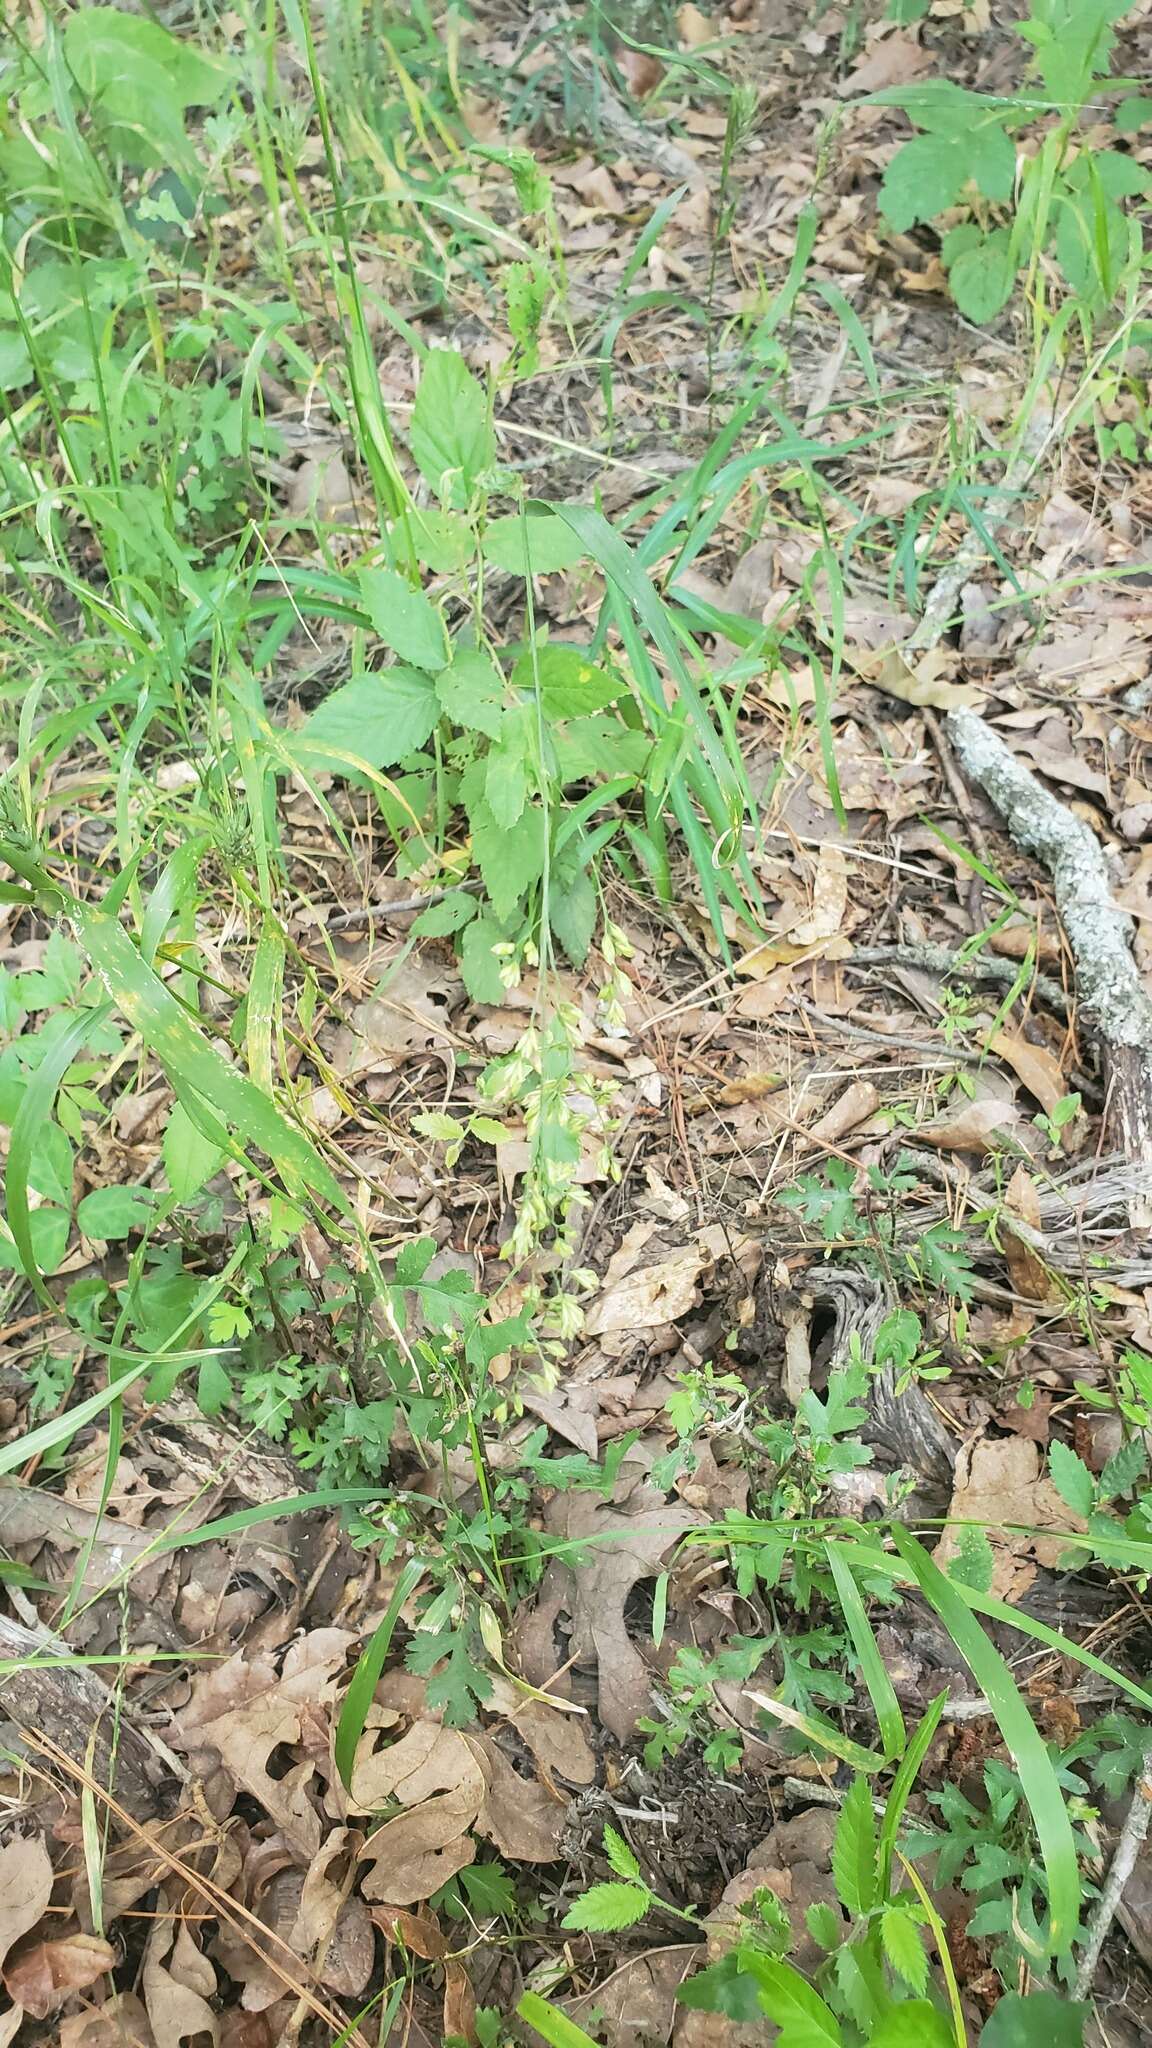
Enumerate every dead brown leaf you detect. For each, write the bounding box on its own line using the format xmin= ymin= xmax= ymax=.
xmin=4 ymin=1933 xmax=117 ymax=2019
xmin=0 ymin=1836 xmax=52 ymax=1971
xmin=584 ymin=1235 xmax=707 ymax=1341
xmin=544 ymin=1466 xmax=704 ymax=1738
xmin=848 ymin=643 xmax=984 ymax=710
xmin=677 ymin=2 xmax=713 ymax=46
xmin=143 ymin=1908 xmax=219 ymax=2048
xmin=916 ymin=1095 xmax=1022 ymax=1155
xmin=936 ymin=1436 xmax=1084 ymax=1599
xmin=839 ymin=28 xmax=933 ymax=92
xmin=989 ymin=1031 xmax=1067 ymax=1118
xmin=175 ymin=1629 xmax=354 ymax=1859
xmin=59 ymin=1995 xmax=154 ymax=2048
xmin=358 ymin=1781 xmax=480 ymax=1905
xmin=1001 ymin=1165 xmax=1058 ymax=1304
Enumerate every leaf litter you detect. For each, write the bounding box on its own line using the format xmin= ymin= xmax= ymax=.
xmin=2 ymin=0 xmax=1152 ymax=2039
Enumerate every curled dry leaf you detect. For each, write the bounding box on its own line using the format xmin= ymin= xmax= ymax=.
xmin=0 ymin=1835 xmax=53 ymax=1970
xmin=59 ymin=1994 xmax=154 ymax=2048
xmin=351 ymin=1718 xmax=564 ymax=1902
xmin=544 ymin=1473 xmax=704 ymax=1738
xmin=4 ymin=1932 xmax=117 ymax=2019
xmin=916 ymin=1095 xmax=1023 ymax=1155
xmin=989 ymin=1030 xmax=1071 ymax=1123
xmin=174 ymin=1629 xmax=354 ymax=1859
xmin=848 ymin=643 xmax=984 ymax=710
xmin=1001 ymin=1165 xmax=1058 ymax=1304
xmin=143 ymin=1908 xmax=219 ymax=2048
xmin=935 ymin=1436 xmax=1084 ymax=1600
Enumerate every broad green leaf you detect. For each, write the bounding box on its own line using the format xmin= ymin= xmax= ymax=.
xmin=893 ymin=1529 xmax=1081 ymax=1955
xmin=483 ymin=511 xmax=586 ymax=577
xmin=737 ymin=1953 xmax=844 ymax=2043
xmin=948 ymin=229 xmax=1016 ymax=323
xmin=70 ymin=906 xmax=343 ymax=1211
xmin=485 ymin=733 xmax=530 ymax=828
xmin=872 ymin=2004 xmax=954 ymax=2047
xmin=197 ymin=1356 xmax=232 ymax=1416
xmin=291 ymin=671 xmax=439 ymax=771
xmin=879 ymin=136 xmax=969 ymax=231
xmin=516 ymin=1991 xmax=600 ymax=2048
xmin=676 ymin=1952 xmax=767 ymax=2022
xmin=163 ymin=1100 xmax=227 ymax=1202
xmin=77 ymin=1185 xmax=154 ymax=1240
xmin=469 ymin=802 xmax=546 ymax=923
xmin=411 ymin=892 xmax=478 ymax=938
xmin=549 ymin=865 xmax=598 ymax=967
xmin=561 ymin=1882 xmax=651 ymax=1932
xmin=460 ymin=915 xmax=509 ymax=1005
xmin=979 ymin=1991 xmax=1086 ymax=2048
xmin=512 ymin=644 xmax=624 ymax=718
xmin=437 ymin=649 xmax=507 ymax=739
xmin=410 ymin=350 xmax=494 ymax=507
xmin=880 ymin=1907 xmax=928 ymax=1992
xmin=407 ymin=509 xmax=475 ymax=572
xmin=63 ymin=8 xmax=230 ymax=164
xmin=967 ymin=122 xmax=1017 ymax=203
xmin=1048 ymin=1439 xmax=1095 ymax=1518
xmin=412 ymin=1111 xmax=466 ymax=1143
xmin=0 ymin=1205 xmax=70 ymax=1277
xmin=832 ymin=1775 xmax=878 ymax=1916
xmin=358 ymin=567 xmax=448 ymax=671
xmin=29 ymin=1122 xmax=74 ymax=1209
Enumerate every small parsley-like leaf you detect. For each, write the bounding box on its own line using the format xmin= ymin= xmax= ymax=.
xmin=561 ymin=1882 xmax=651 ymax=1932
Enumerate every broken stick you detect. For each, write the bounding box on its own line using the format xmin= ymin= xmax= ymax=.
xmin=946 ymin=707 xmax=1152 ymax=1225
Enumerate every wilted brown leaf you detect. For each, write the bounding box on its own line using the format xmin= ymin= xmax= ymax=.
xmin=677 ymin=2 xmax=713 ymax=46
xmin=143 ymin=1909 xmax=219 ymax=2048
xmin=848 ymin=643 xmax=984 ymax=710
xmin=936 ymin=1437 xmax=1083 ymax=1599
xmin=584 ymin=1237 xmax=707 ymax=1340
xmin=989 ymin=1031 xmax=1069 ymax=1120
xmin=0 ymin=1836 xmax=52 ymax=1970
xmin=1001 ymin=1166 xmax=1058 ymax=1303
xmin=175 ymin=1629 xmax=354 ymax=1859
xmin=59 ymin=1994 xmax=154 ymax=2048
xmin=4 ymin=1932 xmax=117 ymax=2019
xmin=916 ymin=1095 xmax=1022 ymax=1155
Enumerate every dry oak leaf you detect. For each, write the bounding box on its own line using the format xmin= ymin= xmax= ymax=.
xmin=4 ymin=1932 xmax=117 ymax=2019
xmin=175 ymin=1628 xmax=354 ymax=1859
xmin=989 ymin=1031 xmax=1071 ymax=1123
xmin=464 ymin=1731 xmax=565 ymax=1862
xmin=485 ymin=1676 xmax=596 ymax=1787
xmin=935 ymin=1436 xmax=1084 ymax=1600
xmin=915 ymin=1095 xmax=1023 ymax=1155
xmin=847 ymin=643 xmax=984 ymax=710
xmin=585 ymin=1226 xmax=707 ymax=1339
xmin=546 ymin=1476 xmax=704 ymax=1738
xmin=59 ymin=1994 xmax=154 ymax=2048
xmin=0 ymin=1835 xmax=52 ymax=1969
xmin=143 ymin=1907 xmax=219 ymax=2048
xmin=288 ymin=1828 xmax=374 ymax=1998
xmin=353 ymin=1722 xmax=485 ymax=1905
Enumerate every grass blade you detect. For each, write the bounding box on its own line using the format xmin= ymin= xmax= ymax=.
xmin=335 ymin=1555 xmax=426 ymax=1789
xmin=825 ymin=1541 xmax=905 ymax=1760
xmin=892 ymin=1528 xmax=1081 ymax=1955
xmin=517 ymin=1991 xmax=600 ymax=2048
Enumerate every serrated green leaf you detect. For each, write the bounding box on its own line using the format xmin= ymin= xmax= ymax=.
xmin=358 ymin=568 xmax=448 ymax=670
xmin=832 ymin=1776 xmax=878 ymax=1916
xmin=949 ymin=228 xmax=1016 ymax=323
xmin=805 ymin=1902 xmax=843 ymax=1951
xmin=411 ymin=892 xmax=479 ymax=938
xmin=437 ymin=650 xmax=507 ymax=739
xmin=602 ymin=1825 xmax=641 ymax=1880
xmin=460 ymin=915 xmax=510 ymax=1005
xmin=77 ymin=1184 xmax=154 ymax=1240
xmin=512 ymin=644 xmax=624 ymax=719
xmin=561 ymin=1882 xmax=651 ymax=1932
xmin=676 ymin=1952 xmax=767 ymax=2021
xmin=1099 ymin=1436 xmax=1146 ymax=1502
xmin=412 ymin=1111 xmax=466 ymax=1143
xmin=469 ymin=800 xmax=546 ymax=922
xmin=880 ymin=1906 xmax=928 ymax=1991
xmin=736 ymin=1953 xmax=844 ymax=2043
xmin=1049 ymin=1439 xmax=1095 ymax=1518
xmin=291 ymin=670 xmax=439 ymax=772
xmin=879 ymin=135 xmax=968 ymax=231
xmin=410 ymin=350 xmax=494 ymax=507
xmin=947 ymin=1523 xmax=995 ymax=1595
xmin=484 ymin=511 xmax=586 ymax=577
xmin=485 ymin=735 xmax=529 ymax=828
xmin=460 ymin=1860 xmax=517 ymax=1917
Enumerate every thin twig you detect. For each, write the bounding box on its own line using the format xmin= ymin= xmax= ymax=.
xmin=1074 ymin=1746 xmax=1152 ymax=1999
xmin=846 ymin=942 xmax=1071 ymax=1019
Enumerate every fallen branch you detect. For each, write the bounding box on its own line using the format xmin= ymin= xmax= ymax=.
xmin=1073 ymin=1744 xmax=1152 ymax=1998
xmin=0 ymin=1613 xmax=178 ymax=1821
xmin=946 ymin=709 xmax=1152 ymax=1224
xmin=846 ymin=942 xmax=1070 ymax=1020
